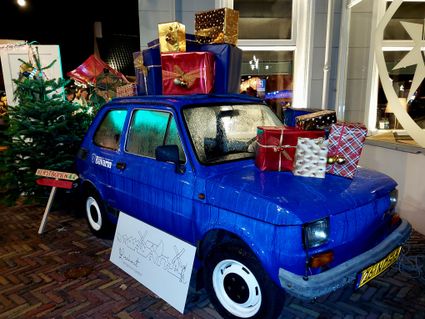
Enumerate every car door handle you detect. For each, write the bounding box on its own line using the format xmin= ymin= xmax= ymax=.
xmin=116 ymin=162 xmax=126 ymax=170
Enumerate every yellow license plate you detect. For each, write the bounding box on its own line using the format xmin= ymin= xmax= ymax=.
xmin=356 ymin=246 xmax=402 ymax=289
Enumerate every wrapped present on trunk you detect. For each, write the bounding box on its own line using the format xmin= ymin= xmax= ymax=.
xmin=161 ymin=52 xmax=215 ymax=95
xmin=133 ymin=51 xmax=147 ymax=95
xmin=158 ymin=22 xmax=186 ymax=53
xmin=326 ymin=122 xmax=367 ymax=179
xmin=255 ymin=126 xmax=325 ymax=172
xmin=116 ymin=83 xmax=137 ymax=97
xmin=296 ymin=110 xmax=337 ymax=131
xmin=195 ymin=8 xmax=239 ymax=45
xmin=293 ymin=137 xmax=329 ymax=178
xmin=283 ymin=107 xmax=322 ymax=127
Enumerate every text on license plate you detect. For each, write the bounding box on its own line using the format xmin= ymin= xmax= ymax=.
xmin=356 ymin=246 xmax=402 ymax=289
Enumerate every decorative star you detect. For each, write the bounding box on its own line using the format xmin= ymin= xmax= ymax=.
xmin=392 ymin=22 xmax=425 ymax=100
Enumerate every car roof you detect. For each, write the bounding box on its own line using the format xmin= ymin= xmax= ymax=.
xmin=109 ymin=94 xmax=264 ymax=111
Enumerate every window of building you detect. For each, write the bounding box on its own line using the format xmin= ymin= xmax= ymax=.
xmin=235 ymin=0 xmax=292 ymax=39
xmin=233 ymin=0 xmax=297 ymax=120
xmin=125 ymin=109 xmax=185 ymax=162
xmin=93 ymin=109 xmax=127 ymax=150
xmin=376 ymin=1 xmax=425 ymax=130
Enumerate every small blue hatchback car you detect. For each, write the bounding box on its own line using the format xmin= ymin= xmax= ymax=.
xmin=76 ymin=94 xmax=411 ymax=319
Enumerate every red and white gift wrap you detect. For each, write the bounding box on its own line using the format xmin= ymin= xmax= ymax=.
xmin=161 ymin=52 xmax=215 ymax=95
xmin=255 ymin=126 xmax=325 ymax=172
xmin=116 ymin=83 xmax=137 ymax=97
xmin=326 ymin=122 xmax=367 ymax=179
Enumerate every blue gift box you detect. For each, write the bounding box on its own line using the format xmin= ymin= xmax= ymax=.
xmin=141 ymin=47 xmax=162 ymax=95
xmin=283 ymin=107 xmax=322 ymax=127
xmin=142 ymin=35 xmax=242 ymax=95
xmin=197 ymin=43 xmax=242 ymax=94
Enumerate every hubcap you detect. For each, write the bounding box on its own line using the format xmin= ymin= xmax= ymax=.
xmin=86 ymin=196 xmax=102 ymax=231
xmin=212 ymin=259 xmax=262 ymax=318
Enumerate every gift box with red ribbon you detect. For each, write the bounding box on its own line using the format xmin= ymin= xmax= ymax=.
xmin=161 ymin=52 xmax=215 ymax=95
xmin=326 ymin=122 xmax=367 ymax=179
xmin=255 ymin=126 xmax=325 ymax=172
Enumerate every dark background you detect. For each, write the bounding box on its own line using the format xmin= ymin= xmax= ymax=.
xmin=0 ymin=0 xmax=140 ymax=75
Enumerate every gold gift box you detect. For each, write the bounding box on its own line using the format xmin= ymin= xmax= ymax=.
xmin=158 ymin=22 xmax=186 ymax=53
xmin=195 ymin=8 xmax=239 ymax=45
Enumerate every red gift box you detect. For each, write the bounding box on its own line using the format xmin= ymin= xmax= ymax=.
xmin=161 ymin=52 xmax=215 ymax=95
xmin=255 ymin=126 xmax=325 ymax=172
xmin=326 ymin=122 xmax=367 ymax=179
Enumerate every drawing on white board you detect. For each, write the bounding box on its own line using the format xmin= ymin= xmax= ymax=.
xmin=116 ymin=230 xmax=188 ymax=283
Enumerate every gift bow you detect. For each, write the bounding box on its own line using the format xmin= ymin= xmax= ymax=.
xmin=162 ymin=65 xmax=200 ymax=89
xmin=134 ymin=55 xmax=147 ymax=75
xmin=256 ymin=141 xmax=295 ymax=171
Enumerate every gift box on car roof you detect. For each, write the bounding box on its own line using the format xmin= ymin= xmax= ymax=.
xmin=161 ymin=52 xmax=215 ymax=95
xmin=157 ymin=21 xmax=186 ymax=53
xmin=255 ymin=126 xmax=325 ymax=172
xmin=141 ymin=35 xmax=242 ymax=95
xmin=195 ymin=8 xmax=239 ymax=45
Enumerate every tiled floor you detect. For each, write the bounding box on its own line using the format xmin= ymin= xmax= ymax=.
xmin=0 ymin=203 xmax=424 ymax=319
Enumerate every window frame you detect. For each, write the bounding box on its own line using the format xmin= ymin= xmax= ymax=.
xmin=123 ymin=108 xmax=187 ymax=163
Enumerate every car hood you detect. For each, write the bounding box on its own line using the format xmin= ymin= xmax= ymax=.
xmin=204 ymin=165 xmax=397 ymax=225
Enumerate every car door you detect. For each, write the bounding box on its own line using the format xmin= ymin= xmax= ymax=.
xmin=89 ymin=108 xmax=128 ymax=208
xmin=112 ymin=107 xmax=196 ymax=242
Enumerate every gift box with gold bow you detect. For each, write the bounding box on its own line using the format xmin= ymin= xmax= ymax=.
xmin=158 ymin=22 xmax=186 ymax=53
xmin=326 ymin=122 xmax=367 ymax=179
xmin=195 ymin=8 xmax=239 ymax=45
xmin=255 ymin=126 xmax=325 ymax=172
xmin=161 ymin=52 xmax=215 ymax=95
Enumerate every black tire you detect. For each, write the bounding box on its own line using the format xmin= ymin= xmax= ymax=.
xmin=204 ymin=244 xmax=285 ymax=319
xmin=84 ymin=190 xmax=113 ymax=238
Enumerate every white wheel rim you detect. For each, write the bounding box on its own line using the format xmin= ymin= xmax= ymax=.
xmin=86 ymin=196 xmax=102 ymax=231
xmin=212 ymin=259 xmax=262 ymax=318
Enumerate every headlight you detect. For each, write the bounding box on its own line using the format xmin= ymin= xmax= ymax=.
xmin=303 ymin=218 xmax=330 ymax=249
xmin=389 ymin=188 xmax=398 ymax=211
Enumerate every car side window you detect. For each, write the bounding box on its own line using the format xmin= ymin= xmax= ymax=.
xmin=126 ymin=109 xmax=185 ymax=162
xmin=93 ymin=109 xmax=128 ymax=150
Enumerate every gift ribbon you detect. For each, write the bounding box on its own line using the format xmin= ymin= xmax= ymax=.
xmin=162 ymin=65 xmax=200 ymax=89
xmin=256 ymin=129 xmax=295 ymax=171
xmin=329 ymin=123 xmax=347 ymax=174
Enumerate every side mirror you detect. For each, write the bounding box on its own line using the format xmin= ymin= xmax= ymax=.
xmin=155 ymin=145 xmax=185 ymax=174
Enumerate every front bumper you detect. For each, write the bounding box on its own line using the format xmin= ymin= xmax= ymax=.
xmin=278 ymin=219 xmax=412 ymax=299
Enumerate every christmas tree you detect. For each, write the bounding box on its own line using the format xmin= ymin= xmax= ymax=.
xmin=1 ymin=47 xmax=92 ymax=204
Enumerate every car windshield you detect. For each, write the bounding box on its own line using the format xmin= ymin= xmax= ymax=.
xmin=183 ymin=103 xmax=282 ymax=164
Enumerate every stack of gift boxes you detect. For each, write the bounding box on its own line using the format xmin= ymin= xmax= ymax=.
xmin=122 ymin=7 xmax=367 ymax=180
xmin=256 ymin=109 xmax=368 ymax=179
xmin=125 ymin=8 xmax=242 ymax=97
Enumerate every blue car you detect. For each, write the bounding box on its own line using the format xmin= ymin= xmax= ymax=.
xmin=76 ymin=94 xmax=411 ymax=319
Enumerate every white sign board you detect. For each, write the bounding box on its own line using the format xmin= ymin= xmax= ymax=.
xmin=0 ymin=44 xmax=62 ymax=106
xmin=110 ymin=212 xmax=196 ymax=313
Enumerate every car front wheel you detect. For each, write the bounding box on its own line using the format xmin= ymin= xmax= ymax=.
xmin=204 ymin=245 xmax=285 ymax=319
